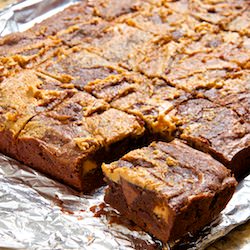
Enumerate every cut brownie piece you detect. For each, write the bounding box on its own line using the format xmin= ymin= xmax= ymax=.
xmin=127 ymin=33 xmax=241 ymax=91
xmin=168 ymin=98 xmax=250 ymax=179
xmin=84 ymin=72 xmax=189 ymax=139
xmin=0 ymin=36 xmax=62 ymax=79
xmin=86 ymin=23 xmax=153 ymax=67
xmin=0 ymin=1 xmax=93 ymax=56
xmin=86 ymin=0 xmax=152 ymax=21
xmin=198 ymin=70 xmax=250 ymax=123
xmin=187 ymin=0 xmax=248 ymax=27
xmin=37 ymin=46 xmax=123 ymax=91
xmin=56 ymin=18 xmax=109 ymax=48
xmin=0 ymin=69 xmax=75 ymax=157
xmin=224 ymin=7 xmax=250 ymax=35
xmin=102 ymin=139 xmax=237 ymax=242
xmin=16 ymin=92 xmax=145 ymax=192
xmin=117 ymin=4 xmax=207 ymax=39
xmin=30 ymin=1 xmax=94 ymax=37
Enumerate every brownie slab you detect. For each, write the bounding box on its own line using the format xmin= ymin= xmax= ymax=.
xmin=102 ymin=139 xmax=237 ymax=242
xmin=16 ymin=92 xmax=145 ymax=192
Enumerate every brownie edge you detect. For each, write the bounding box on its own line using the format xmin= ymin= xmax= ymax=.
xmin=102 ymin=139 xmax=237 ymax=242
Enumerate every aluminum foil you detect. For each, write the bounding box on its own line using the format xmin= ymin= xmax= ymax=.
xmin=0 ymin=1 xmax=250 ymax=249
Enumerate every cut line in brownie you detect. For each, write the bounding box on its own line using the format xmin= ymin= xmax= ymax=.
xmin=102 ymin=139 xmax=237 ymax=242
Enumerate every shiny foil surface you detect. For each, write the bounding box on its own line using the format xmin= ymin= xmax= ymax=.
xmin=0 ymin=1 xmax=250 ymax=249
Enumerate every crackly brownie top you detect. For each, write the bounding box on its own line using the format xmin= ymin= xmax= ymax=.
xmin=102 ymin=139 xmax=236 ymax=209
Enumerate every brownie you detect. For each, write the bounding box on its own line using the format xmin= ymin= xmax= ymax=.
xmin=30 ymin=1 xmax=94 ymax=37
xmin=0 ymin=1 xmax=93 ymax=56
xmin=16 ymin=92 xmax=145 ymax=192
xmin=84 ymin=71 xmax=153 ymax=102
xmin=0 ymin=69 xmax=75 ymax=158
xmin=56 ymin=18 xmax=109 ymax=47
xmin=37 ymin=46 xmax=123 ymax=90
xmin=187 ymin=0 xmax=248 ymax=27
xmin=86 ymin=23 xmax=153 ymax=67
xmin=116 ymin=4 xmax=206 ymax=39
xmin=198 ymin=70 xmax=250 ymax=123
xmin=84 ymin=72 xmax=189 ymax=139
xmin=165 ymin=0 xmax=248 ymax=28
xmin=167 ymin=98 xmax=250 ymax=179
xmin=224 ymin=7 xmax=250 ymax=35
xmin=102 ymin=139 xmax=237 ymax=242
xmin=86 ymin=0 xmax=151 ymax=21
xmin=0 ymin=3 xmax=107 ymax=74
xmin=127 ymin=32 xmax=244 ymax=92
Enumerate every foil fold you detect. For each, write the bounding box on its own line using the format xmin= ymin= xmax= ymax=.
xmin=0 ymin=1 xmax=249 ymax=249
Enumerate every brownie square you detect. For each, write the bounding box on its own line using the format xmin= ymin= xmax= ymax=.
xmin=102 ymin=139 xmax=237 ymax=242
xmin=37 ymin=47 xmax=123 ymax=91
xmin=169 ymin=98 xmax=250 ymax=179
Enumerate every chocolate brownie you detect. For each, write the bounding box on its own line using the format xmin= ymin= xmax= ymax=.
xmin=224 ymin=7 xmax=250 ymax=35
xmin=56 ymin=18 xmax=109 ymax=48
xmin=16 ymin=92 xmax=145 ymax=191
xmin=198 ymin=70 xmax=250 ymax=123
xmin=102 ymin=139 xmax=237 ymax=242
xmin=0 ymin=36 xmax=61 ymax=79
xmin=85 ymin=72 xmax=189 ymax=139
xmin=30 ymin=1 xmax=94 ymax=37
xmin=87 ymin=0 xmax=138 ymax=20
xmin=86 ymin=0 xmax=153 ymax=21
xmin=187 ymin=0 xmax=248 ymax=27
xmin=127 ymin=32 xmax=243 ymax=91
xmin=116 ymin=4 xmax=205 ymax=39
xmin=0 ymin=69 xmax=75 ymax=158
xmin=0 ymin=1 xmax=93 ymax=56
xmin=37 ymin=46 xmax=123 ymax=90
xmin=86 ymin=23 xmax=153 ymax=67
xmin=167 ymin=98 xmax=250 ymax=179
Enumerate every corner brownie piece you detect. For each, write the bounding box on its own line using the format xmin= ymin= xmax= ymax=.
xmin=169 ymin=98 xmax=250 ymax=179
xmin=0 ymin=69 xmax=75 ymax=157
xmin=16 ymin=92 xmax=145 ymax=192
xmin=102 ymin=139 xmax=237 ymax=242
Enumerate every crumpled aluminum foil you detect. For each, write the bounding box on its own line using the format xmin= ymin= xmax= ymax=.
xmin=0 ymin=1 xmax=249 ymax=249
